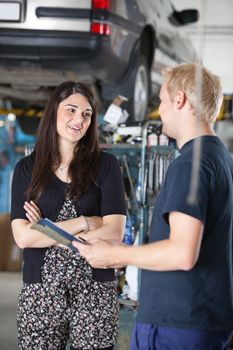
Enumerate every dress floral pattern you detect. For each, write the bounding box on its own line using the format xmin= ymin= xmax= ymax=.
xmin=17 ymin=198 xmax=119 ymax=349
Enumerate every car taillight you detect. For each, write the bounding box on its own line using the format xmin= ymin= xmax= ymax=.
xmin=91 ymin=23 xmax=110 ymax=35
xmin=91 ymin=0 xmax=111 ymax=35
xmin=92 ymin=0 xmax=110 ymax=9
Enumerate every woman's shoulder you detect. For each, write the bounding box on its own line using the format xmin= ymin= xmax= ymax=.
xmin=14 ymin=153 xmax=34 ymax=176
xmin=96 ymin=151 xmax=119 ymax=183
xmin=99 ymin=150 xmax=117 ymax=164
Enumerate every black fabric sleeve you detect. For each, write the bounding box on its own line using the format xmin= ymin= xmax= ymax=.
xmin=98 ymin=152 xmax=126 ymax=216
xmin=92 ymin=153 xmax=126 ymax=282
xmin=10 ymin=156 xmax=33 ymax=221
xmin=162 ymin=161 xmax=211 ymax=224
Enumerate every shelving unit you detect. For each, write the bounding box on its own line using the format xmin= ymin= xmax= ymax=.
xmin=0 ymin=113 xmax=36 ymax=213
xmin=102 ymin=121 xmax=177 ymax=246
xmin=101 ymin=121 xmax=177 ymax=302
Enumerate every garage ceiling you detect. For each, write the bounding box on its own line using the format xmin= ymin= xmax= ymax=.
xmin=173 ymin=0 xmax=233 ymax=93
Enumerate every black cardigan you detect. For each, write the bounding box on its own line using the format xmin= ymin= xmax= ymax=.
xmin=11 ymin=151 xmax=126 ymax=283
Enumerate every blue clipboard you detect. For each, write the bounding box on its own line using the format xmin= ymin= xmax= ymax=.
xmin=31 ymin=218 xmax=87 ymax=251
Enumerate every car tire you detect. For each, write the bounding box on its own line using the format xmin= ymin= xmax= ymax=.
xmin=123 ymin=55 xmax=150 ymax=122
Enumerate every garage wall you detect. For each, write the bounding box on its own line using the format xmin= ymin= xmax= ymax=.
xmin=173 ymin=0 xmax=233 ymax=93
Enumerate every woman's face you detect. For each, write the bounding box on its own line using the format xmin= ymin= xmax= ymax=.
xmin=56 ymin=92 xmax=93 ymax=145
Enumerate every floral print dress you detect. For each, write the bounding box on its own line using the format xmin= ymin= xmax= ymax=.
xmin=17 ymin=198 xmax=119 ymax=350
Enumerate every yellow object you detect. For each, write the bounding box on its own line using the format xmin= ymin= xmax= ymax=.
xmin=217 ymin=95 xmax=233 ymax=120
xmin=147 ymin=108 xmax=161 ymax=120
xmin=0 ymin=108 xmax=42 ymax=118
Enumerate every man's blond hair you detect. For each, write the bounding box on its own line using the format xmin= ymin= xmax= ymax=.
xmin=162 ymin=63 xmax=223 ymax=123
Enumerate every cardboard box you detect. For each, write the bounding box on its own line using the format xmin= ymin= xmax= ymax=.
xmin=0 ymin=213 xmax=22 ymax=272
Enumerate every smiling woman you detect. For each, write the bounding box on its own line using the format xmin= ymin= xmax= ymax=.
xmin=10 ymin=81 xmax=127 ymax=350
xmin=25 ymin=81 xmax=100 ymax=199
xmin=56 ymin=93 xmax=92 ymax=147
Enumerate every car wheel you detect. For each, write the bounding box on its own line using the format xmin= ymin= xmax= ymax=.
xmin=124 ymin=56 xmax=149 ymax=122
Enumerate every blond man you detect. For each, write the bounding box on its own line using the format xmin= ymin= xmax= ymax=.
xmin=75 ymin=64 xmax=233 ymax=350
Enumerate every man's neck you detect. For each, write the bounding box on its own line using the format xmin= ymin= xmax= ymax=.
xmin=176 ymin=121 xmax=216 ymax=149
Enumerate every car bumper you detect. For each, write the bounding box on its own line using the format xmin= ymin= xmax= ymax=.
xmin=0 ymin=29 xmax=128 ymax=83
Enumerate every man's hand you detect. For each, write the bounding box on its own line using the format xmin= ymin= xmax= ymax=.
xmin=73 ymin=238 xmax=127 ymax=268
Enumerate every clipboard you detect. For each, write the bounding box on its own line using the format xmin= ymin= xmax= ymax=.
xmin=31 ymin=218 xmax=87 ymax=251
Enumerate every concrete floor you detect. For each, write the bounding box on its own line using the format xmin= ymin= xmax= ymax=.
xmin=0 ymin=272 xmax=135 ymax=350
xmin=1 ymin=272 xmax=233 ymax=350
xmin=0 ymin=272 xmax=21 ymax=349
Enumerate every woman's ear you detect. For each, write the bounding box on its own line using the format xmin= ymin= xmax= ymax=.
xmin=175 ymin=90 xmax=186 ymax=109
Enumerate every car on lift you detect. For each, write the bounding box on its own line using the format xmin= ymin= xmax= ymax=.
xmin=0 ymin=0 xmax=198 ymax=122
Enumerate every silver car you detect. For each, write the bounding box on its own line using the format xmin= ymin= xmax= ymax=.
xmin=0 ymin=0 xmax=198 ymax=121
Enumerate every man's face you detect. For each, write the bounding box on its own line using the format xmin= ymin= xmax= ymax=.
xmin=158 ymin=83 xmax=174 ymax=137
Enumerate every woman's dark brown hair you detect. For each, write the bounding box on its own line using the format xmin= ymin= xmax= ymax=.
xmin=27 ymin=81 xmax=100 ymax=200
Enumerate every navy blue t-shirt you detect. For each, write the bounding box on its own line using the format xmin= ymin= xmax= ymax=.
xmin=137 ymin=136 xmax=233 ymax=332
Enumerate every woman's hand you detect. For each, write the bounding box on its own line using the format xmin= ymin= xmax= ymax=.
xmin=24 ymin=201 xmax=42 ymax=223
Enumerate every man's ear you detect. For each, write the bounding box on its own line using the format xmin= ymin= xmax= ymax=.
xmin=175 ymin=90 xmax=186 ymax=109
